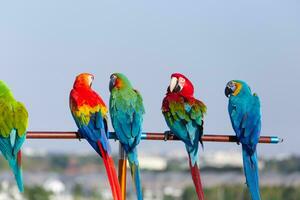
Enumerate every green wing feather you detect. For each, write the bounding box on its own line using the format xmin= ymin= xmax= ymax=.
xmin=14 ymin=101 xmax=28 ymax=137
xmin=163 ymin=95 xmax=206 ymax=146
xmin=110 ymin=88 xmax=145 ymax=141
xmin=165 ymin=96 xmax=206 ymax=127
xmin=0 ymin=99 xmax=14 ymax=137
xmin=0 ymin=99 xmax=28 ymax=138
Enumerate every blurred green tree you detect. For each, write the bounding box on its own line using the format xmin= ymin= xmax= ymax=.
xmin=24 ymin=186 xmax=52 ymax=200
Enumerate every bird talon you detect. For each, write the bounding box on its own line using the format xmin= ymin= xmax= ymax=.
xmin=164 ymin=131 xmax=172 ymax=141
xmin=76 ymin=131 xmax=82 ymax=141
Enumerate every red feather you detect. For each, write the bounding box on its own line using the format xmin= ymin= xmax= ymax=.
xmin=70 ymin=87 xmax=106 ymax=109
xmin=97 ymin=141 xmax=122 ymax=200
xmin=70 ymin=74 xmax=121 ymax=200
xmin=189 ymin=156 xmax=205 ymax=200
xmin=17 ymin=150 xmax=22 ymax=167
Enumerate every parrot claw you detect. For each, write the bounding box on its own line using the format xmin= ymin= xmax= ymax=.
xmin=76 ymin=131 xmax=82 ymax=141
xmin=164 ymin=131 xmax=173 ymax=141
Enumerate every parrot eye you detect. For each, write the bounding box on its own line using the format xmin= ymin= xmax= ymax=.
xmin=110 ymin=75 xmax=117 ymax=81
xmin=225 ymin=81 xmax=238 ymax=97
xmin=178 ymin=77 xmax=185 ymax=86
xmin=228 ymin=81 xmax=236 ymax=91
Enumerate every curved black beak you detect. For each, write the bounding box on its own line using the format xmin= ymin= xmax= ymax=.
xmin=225 ymin=87 xmax=233 ymax=97
xmin=173 ymin=84 xmax=182 ymax=93
xmin=109 ymin=74 xmax=118 ymax=92
xmin=109 ymin=79 xmax=114 ymax=92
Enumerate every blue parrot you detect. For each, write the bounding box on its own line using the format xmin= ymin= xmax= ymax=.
xmin=225 ymin=80 xmax=261 ymax=200
xmin=109 ymin=73 xmax=145 ymax=200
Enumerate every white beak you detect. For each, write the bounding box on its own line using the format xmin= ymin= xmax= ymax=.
xmin=89 ymin=76 xmax=93 ymax=87
xmin=169 ymin=77 xmax=178 ymax=92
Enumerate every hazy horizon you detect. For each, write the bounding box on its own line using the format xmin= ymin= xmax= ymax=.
xmin=1 ymin=1 xmax=299 ymax=156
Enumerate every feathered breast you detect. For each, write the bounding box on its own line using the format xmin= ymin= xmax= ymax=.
xmin=70 ymin=88 xmax=108 ymax=125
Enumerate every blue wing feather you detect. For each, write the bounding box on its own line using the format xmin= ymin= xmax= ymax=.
xmin=229 ymin=95 xmax=261 ymax=153
xmin=77 ymin=111 xmax=111 ymax=156
xmin=110 ymin=90 xmax=144 ymax=153
xmin=0 ymin=129 xmax=24 ymax=192
xmin=228 ymin=92 xmax=261 ymax=200
xmin=13 ymin=134 xmax=26 ymax=157
xmin=0 ymin=135 xmax=13 ymax=161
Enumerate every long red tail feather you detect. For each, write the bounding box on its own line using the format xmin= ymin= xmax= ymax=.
xmin=17 ymin=150 xmax=22 ymax=167
xmin=189 ymin=157 xmax=205 ymax=200
xmin=98 ymin=141 xmax=122 ymax=200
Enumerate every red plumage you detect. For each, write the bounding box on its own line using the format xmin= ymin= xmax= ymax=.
xmin=70 ymin=73 xmax=121 ymax=200
xmin=189 ymin=156 xmax=205 ymax=200
xmin=162 ymin=73 xmax=206 ymax=200
xmin=17 ymin=151 xmax=22 ymax=167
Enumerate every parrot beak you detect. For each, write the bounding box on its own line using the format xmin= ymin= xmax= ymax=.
xmin=89 ymin=75 xmax=94 ymax=87
xmin=109 ymin=75 xmax=116 ymax=92
xmin=225 ymin=86 xmax=233 ymax=97
xmin=109 ymin=80 xmax=114 ymax=92
xmin=169 ymin=77 xmax=177 ymax=92
xmin=169 ymin=77 xmax=182 ymax=93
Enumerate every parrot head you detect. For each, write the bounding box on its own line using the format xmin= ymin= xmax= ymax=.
xmin=225 ymin=80 xmax=251 ymax=98
xmin=109 ymin=73 xmax=132 ymax=92
xmin=73 ymin=73 xmax=94 ymax=88
xmin=168 ymin=73 xmax=194 ymax=97
xmin=0 ymin=80 xmax=12 ymax=97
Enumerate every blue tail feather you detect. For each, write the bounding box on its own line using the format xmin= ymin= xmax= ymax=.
xmin=79 ymin=120 xmax=111 ymax=157
xmin=242 ymin=145 xmax=261 ymax=200
xmin=0 ymin=136 xmax=24 ymax=192
xmin=186 ymin=144 xmax=199 ymax=167
xmin=8 ymin=158 xmax=23 ymax=192
xmin=128 ymin=150 xmax=143 ymax=200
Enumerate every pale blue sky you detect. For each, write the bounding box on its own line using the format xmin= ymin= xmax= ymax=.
xmin=0 ymin=1 xmax=299 ymax=156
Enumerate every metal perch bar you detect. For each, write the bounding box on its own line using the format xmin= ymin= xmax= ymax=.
xmin=26 ymin=131 xmax=282 ymax=200
xmin=26 ymin=131 xmax=283 ymax=144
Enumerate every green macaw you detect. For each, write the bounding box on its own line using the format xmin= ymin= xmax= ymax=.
xmin=0 ymin=80 xmax=28 ymax=192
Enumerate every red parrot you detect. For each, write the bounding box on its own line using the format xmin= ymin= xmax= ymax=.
xmin=162 ymin=73 xmax=207 ymax=200
xmin=69 ymin=73 xmax=121 ymax=200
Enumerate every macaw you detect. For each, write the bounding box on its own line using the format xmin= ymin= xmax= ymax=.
xmin=0 ymin=80 xmax=28 ymax=192
xmin=69 ymin=73 xmax=121 ymax=200
xmin=162 ymin=73 xmax=206 ymax=200
xmin=109 ymin=73 xmax=145 ymax=200
xmin=225 ymin=80 xmax=261 ymax=200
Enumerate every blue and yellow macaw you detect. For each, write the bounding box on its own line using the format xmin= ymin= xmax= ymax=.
xmin=225 ymin=80 xmax=261 ymax=200
xmin=109 ymin=73 xmax=145 ymax=200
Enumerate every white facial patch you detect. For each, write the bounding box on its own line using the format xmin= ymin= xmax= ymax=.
xmin=178 ymin=77 xmax=185 ymax=87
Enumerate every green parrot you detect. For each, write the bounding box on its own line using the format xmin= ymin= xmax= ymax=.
xmin=0 ymin=80 xmax=28 ymax=192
